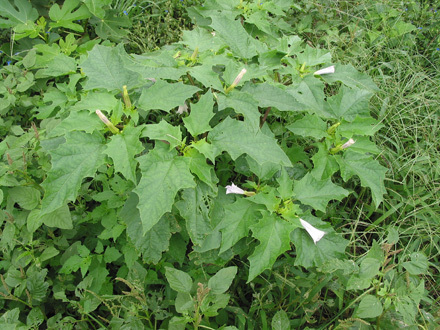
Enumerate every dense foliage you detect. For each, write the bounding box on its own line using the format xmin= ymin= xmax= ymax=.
xmin=0 ymin=0 xmax=438 ymax=328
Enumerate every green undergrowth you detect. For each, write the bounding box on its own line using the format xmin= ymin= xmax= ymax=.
xmin=0 ymin=0 xmax=439 ymax=329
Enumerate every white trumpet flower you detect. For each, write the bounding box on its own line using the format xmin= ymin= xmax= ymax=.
xmin=341 ymin=138 xmax=356 ymax=149
xmin=225 ymin=183 xmax=246 ymax=195
xmin=299 ymin=219 xmax=326 ymax=244
xmin=313 ymin=65 xmax=335 ymax=75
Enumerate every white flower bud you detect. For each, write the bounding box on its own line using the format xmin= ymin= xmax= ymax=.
xmin=299 ymin=219 xmax=325 ymax=244
xmin=313 ymin=65 xmax=335 ymax=75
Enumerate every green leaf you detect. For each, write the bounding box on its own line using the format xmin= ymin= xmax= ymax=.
xmin=272 ymin=310 xmax=290 ymax=330
xmin=210 ymin=15 xmax=257 ymax=59
xmin=71 ymin=91 xmax=119 ymax=113
xmin=322 ymin=63 xmax=380 ymax=92
xmin=192 ymin=139 xmax=216 ymax=163
xmin=248 ymin=213 xmax=296 ymax=282
xmin=185 ymin=148 xmax=218 ymax=191
xmin=134 ymin=143 xmax=195 ymax=234
xmin=217 ymin=91 xmax=261 ymax=133
xmin=287 ymin=76 xmax=332 ymax=118
xmin=138 ymin=80 xmax=201 ymax=113
xmin=218 ymin=198 xmax=261 ymax=253
xmin=353 ymin=295 xmax=383 ymax=319
xmin=209 ymin=117 xmax=291 ymax=167
xmin=339 ymin=117 xmax=383 ymax=137
xmin=292 ymin=215 xmax=348 ymax=268
xmin=81 ymin=44 xmax=142 ymax=91
xmin=35 ymin=54 xmax=77 ymax=78
xmin=336 ymin=151 xmax=387 ymax=207
xmin=248 ymin=188 xmax=281 ymax=213
xmin=41 ymin=131 xmax=106 ymax=215
xmin=176 ymin=186 xmax=213 ymax=246
xmin=141 ymin=120 xmax=182 ymax=151
xmin=165 ymin=267 xmax=193 ymax=294
xmin=277 ymin=167 xmax=293 ymax=200
xmin=91 ymin=10 xmax=131 ymax=41
xmin=0 ymin=0 xmax=38 ymax=28
xmin=26 ymin=269 xmax=49 ymax=303
xmin=297 ymin=45 xmax=331 ymax=66
xmin=8 ymin=186 xmax=40 ymax=210
xmin=83 ymin=0 xmax=111 ymax=19
xmin=104 ymin=246 xmax=121 ymax=263
xmin=402 ymin=252 xmax=429 ymax=275
xmin=310 ymin=143 xmax=339 ymax=180
xmin=287 ymin=114 xmax=329 ymax=139
xmin=48 ymin=111 xmax=103 ymax=137
xmin=242 ymin=82 xmax=306 ymax=112
xmin=359 ymin=258 xmax=381 ymax=279
xmin=208 ymin=266 xmax=237 ymax=294
xmin=181 ymin=26 xmax=224 ymax=53
xmin=183 ymin=91 xmax=215 ymax=137
xmin=104 ymin=126 xmax=143 ymax=183
xmin=120 ymin=193 xmax=171 ymax=264
xmin=40 ymin=246 xmax=59 ymax=262
xmin=327 ymin=86 xmax=373 ymax=121
xmin=40 ymin=204 xmax=73 ymax=229
xmin=293 ymin=173 xmax=349 ymax=212
xmin=189 ymin=64 xmax=224 ymax=91
xmin=49 ymin=0 xmax=91 ymax=32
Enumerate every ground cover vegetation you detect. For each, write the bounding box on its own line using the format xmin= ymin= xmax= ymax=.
xmin=0 ymin=0 xmax=438 ymax=328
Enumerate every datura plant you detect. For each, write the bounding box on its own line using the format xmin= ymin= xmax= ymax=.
xmin=0 ymin=0 xmax=394 ymax=328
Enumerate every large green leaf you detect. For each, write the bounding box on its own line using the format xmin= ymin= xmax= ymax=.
xmin=248 ymin=213 xmax=296 ymax=282
xmin=40 ymin=204 xmax=73 ymax=230
xmin=208 ymin=267 xmax=237 ymax=294
xmin=287 ymin=114 xmax=329 ymax=139
xmin=165 ymin=267 xmax=193 ymax=294
xmin=287 ymin=76 xmax=333 ymax=118
xmin=141 ymin=120 xmax=182 ymax=150
xmin=49 ymin=0 xmax=91 ymax=32
xmin=242 ymin=82 xmax=306 ymax=112
xmin=120 ymin=193 xmax=171 ymax=264
xmin=137 ymin=80 xmax=201 ymax=113
xmin=41 ymin=131 xmax=106 ymax=215
xmin=181 ymin=26 xmax=225 ymax=53
xmin=185 ymin=148 xmax=218 ymax=191
xmin=217 ymin=92 xmax=261 ymax=133
xmin=0 ymin=0 xmax=38 ymax=28
xmin=292 ymin=215 xmax=348 ymax=268
xmin=208 ymin=117 xmax=291 ymax=166
xmin=183 ymin=91 xmax=215 ymax=137
xmin=210 ymin=15 xmax=257 ymax=59
xmin=91 ymin=9 xmax=131 ymax=41
xmin=311 ymin=143 xmax=339 ymax=180
xmin=82 ymin=0 xmax=111 ymax=19
xmin=104 ymin=125 xmax=144 ymax=183
xmin=293 ymin=173 xmax=349 ymax=212
xmin=176 ymin=186 xmax=213 ymax=246
xmin=336 ymin=151 xmax=388 ymax=208
xmin=217 ymin=198 xmax=261 ymax=253
xmin=353 ymin=295 xmax=383 ymax=319
xmin=134 ymin=143 xmax=195 ymax=234
xmin=327 ymin=86 xmax=373 ymax=121
xmin=81 ymin=44 xmax=142 ymax=91
xmin=322 ymin=63 xmax=380 ymax=92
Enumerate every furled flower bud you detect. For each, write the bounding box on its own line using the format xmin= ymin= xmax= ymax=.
xmin=225 ymin=183 xmax=255 ymax=196
xmin=314 ymin=65 xmax=335 ymax=75
xmin=177 ymin=102 xmax=188 ymax=114
xmin=96 ymin=110 xmax=119 ymax=134
xmin=225 ymin=68 xmax=247 ymax=94
xmin=299 ymin=219 xmax=325 ymax=244
xmin=122 ymin=85 xmax=132 ymax=108
xmin=341 ymin=138 xmax=356 ymax=149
